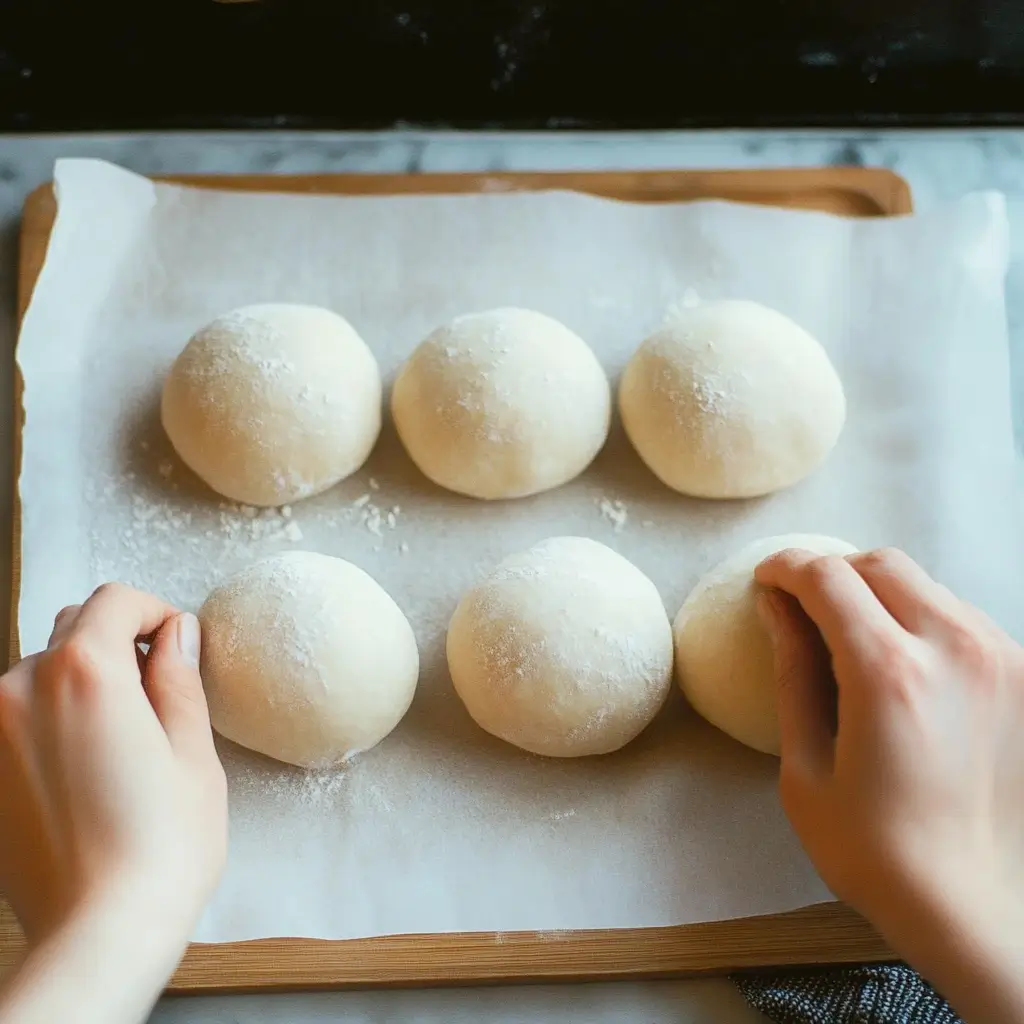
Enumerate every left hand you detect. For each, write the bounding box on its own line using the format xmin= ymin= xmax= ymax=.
xmin=0 ymin=583 xmax=227 ymax=946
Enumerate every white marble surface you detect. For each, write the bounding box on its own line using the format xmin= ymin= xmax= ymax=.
xmin=2 ymin=128 xmax=1023 ymax=1021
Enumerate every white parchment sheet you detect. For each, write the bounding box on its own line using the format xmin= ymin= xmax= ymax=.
xmin=16 ymin=159 xmax=1022 ymax=942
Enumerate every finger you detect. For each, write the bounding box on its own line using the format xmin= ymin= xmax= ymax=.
xmin=0 ymin=655 xmax=36 ymax=697
xmin=755 ymin=549 xmax=904 ymax=658
xmin=47 ymin=605 xmax=82 ymax=648
xmin=845 ymin=548 xmax=967 ymax=636
xmin=144 ymin=612 xmax=217 ymax=761
xmin=757 ymin=590 xmax=834 ymax=777
xmin=0 ymin=657 xmax=46 ymax=789
xmin=0 ymin=662 xmax=55 ymax=942
xmin=71 ymin=583 xmax=179 ymax=650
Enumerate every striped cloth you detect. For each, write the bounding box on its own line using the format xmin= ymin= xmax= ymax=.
xmin=734 ymin=965 xmax=961 ymax=1023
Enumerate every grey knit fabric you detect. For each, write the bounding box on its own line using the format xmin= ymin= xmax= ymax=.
xmin=733 ymin=965 xmax=961 ymax=1023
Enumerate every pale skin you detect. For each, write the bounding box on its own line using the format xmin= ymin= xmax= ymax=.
xmin=0 ymin=585 xmax=227 ymax=1024
xmin=0 ymin=551 xmax=1020 ymax=1022
xmin=756 ymin=547 xmax=1024 ymax=1023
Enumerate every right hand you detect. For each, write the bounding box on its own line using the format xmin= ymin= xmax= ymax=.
xmin=756 ymin=547 xmax=1024 ymax=1021
xmin=0 ymin=583 xmax=228 ymax=947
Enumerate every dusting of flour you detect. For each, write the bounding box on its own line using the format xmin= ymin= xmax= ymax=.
xmin=88 ymin=447 xmax=404 ymax=613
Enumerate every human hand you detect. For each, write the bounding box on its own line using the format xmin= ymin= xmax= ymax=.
xmin=756 ymin=547 xmax=1024 ymax=1021
xmin=0 ymin=583 xmax=227 ymax=947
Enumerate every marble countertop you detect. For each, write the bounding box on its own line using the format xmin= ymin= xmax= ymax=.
xmin=1 ymin=128 xmax=1022 ymax=1022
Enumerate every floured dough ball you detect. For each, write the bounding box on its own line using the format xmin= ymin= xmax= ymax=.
xmin=447 ymin=536 xmax=673 ymax=757
xmin=199 ymin=551 xmax=419 ymax=768
xmin=391 ymin=308 xmax=611 ymax=499
xmin=162 ymin=304 xmax=382 ymax=507
xmin=674 ymin=533 xmax=857 ymax=755
xmin=619 ymin=300 xmax=846 ymax=499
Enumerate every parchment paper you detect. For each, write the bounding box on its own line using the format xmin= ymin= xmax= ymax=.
xmin=16 ymin=159 xmax=1022 ymax=942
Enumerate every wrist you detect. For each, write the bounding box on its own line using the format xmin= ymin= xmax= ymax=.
xmin=874 ymin=878 xmax=1024 ymax=1024
xmin=75 ymin=870 xmax=201 ymax=952
xmin=3 ymin=883 xmax=195 ymax=1024
xmin=16 ymin=860 xmax=205 ymax=959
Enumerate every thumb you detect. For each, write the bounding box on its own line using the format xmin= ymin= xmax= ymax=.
xmin=757 ymin=590 xmax=834 ymax=777
xmin=145 ymin=612 xmax=217 ymax=761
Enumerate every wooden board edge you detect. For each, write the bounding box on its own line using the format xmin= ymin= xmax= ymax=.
xmin=152 ymin=167 xmax=915 ymax=218
xmin=19 ymin=167 xmax=914 ymax=225
xmin=1 ymin=899 xmax=895 ymax=993
xmin=165 ymin=902 xmax=893 ymax=994
xmin=8 ymin=370 xmax=21 ymax=669
xmin=6 ymin=181 xmax=44 ymax=667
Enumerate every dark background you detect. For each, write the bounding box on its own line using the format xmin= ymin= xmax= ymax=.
xmin=2 ymin=0 xmax=1024 ymax=131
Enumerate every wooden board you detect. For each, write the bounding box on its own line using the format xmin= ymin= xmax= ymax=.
xmin=4 ymin=167 xmax=909 ymax=993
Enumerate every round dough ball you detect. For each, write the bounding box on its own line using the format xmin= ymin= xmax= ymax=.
xmin=674 ymin=533 xmax=857 ymax=755
xmin=619 ymin=300 xmax=846 ymax=499
xmin=162 ymin=304 xmax=382 ymax=507
xmin=392 ymin=308 xmax=611 ymax=499
xmin=447 ymin=536 xmax=673 ymax=757
xmin=199 ymin=551 xmax=419 ymax=767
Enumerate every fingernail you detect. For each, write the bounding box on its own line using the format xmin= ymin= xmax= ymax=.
xmin=755 ymin=591 xmax=779 ymax=642
xmin=177 ymin=613 xmax=201 ymax=668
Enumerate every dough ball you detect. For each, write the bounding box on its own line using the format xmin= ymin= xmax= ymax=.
xmin=674 ymin=533 xmax=857 ymax=755
xmin=619 ymin=300 xmax=846 ymax=499
xmin=392 ymin=308 xmax=611 ymax=499
xmin=162 ymin=304 xmax=382 ymax=507
xmin=447 ymin=536 xmax=673 ymax=757
xmin=199 ymin=551 xmax=419 ymax=767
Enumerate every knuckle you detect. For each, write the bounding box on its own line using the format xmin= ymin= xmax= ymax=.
xmin=801 ymin=554 xmax=848 ymax=588
xmin=762 ymin=548 xmax=796 ymax=569
xmin=872 ymin=638 xmax=930 ymax=698
xmin=40 ymin=639 xmax=103 ymax=694
xmin=858 ymin=547 xmax=909 ymax=574
xmin=944 ymin=622 xmax=999 ymax=678
xmin=0 ymin=687 xmax=25 ymax=740
xmin=91 ymin=581 xmax=129 ymax=603
xmin=172 ymin=691 xmax=213 ymax=731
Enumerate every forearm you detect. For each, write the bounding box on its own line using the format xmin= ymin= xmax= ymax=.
xmin=877 ymin=886 xmax=1024 ymax=1024
xmin=0 ymin=892 xmax=193 ymax=1024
